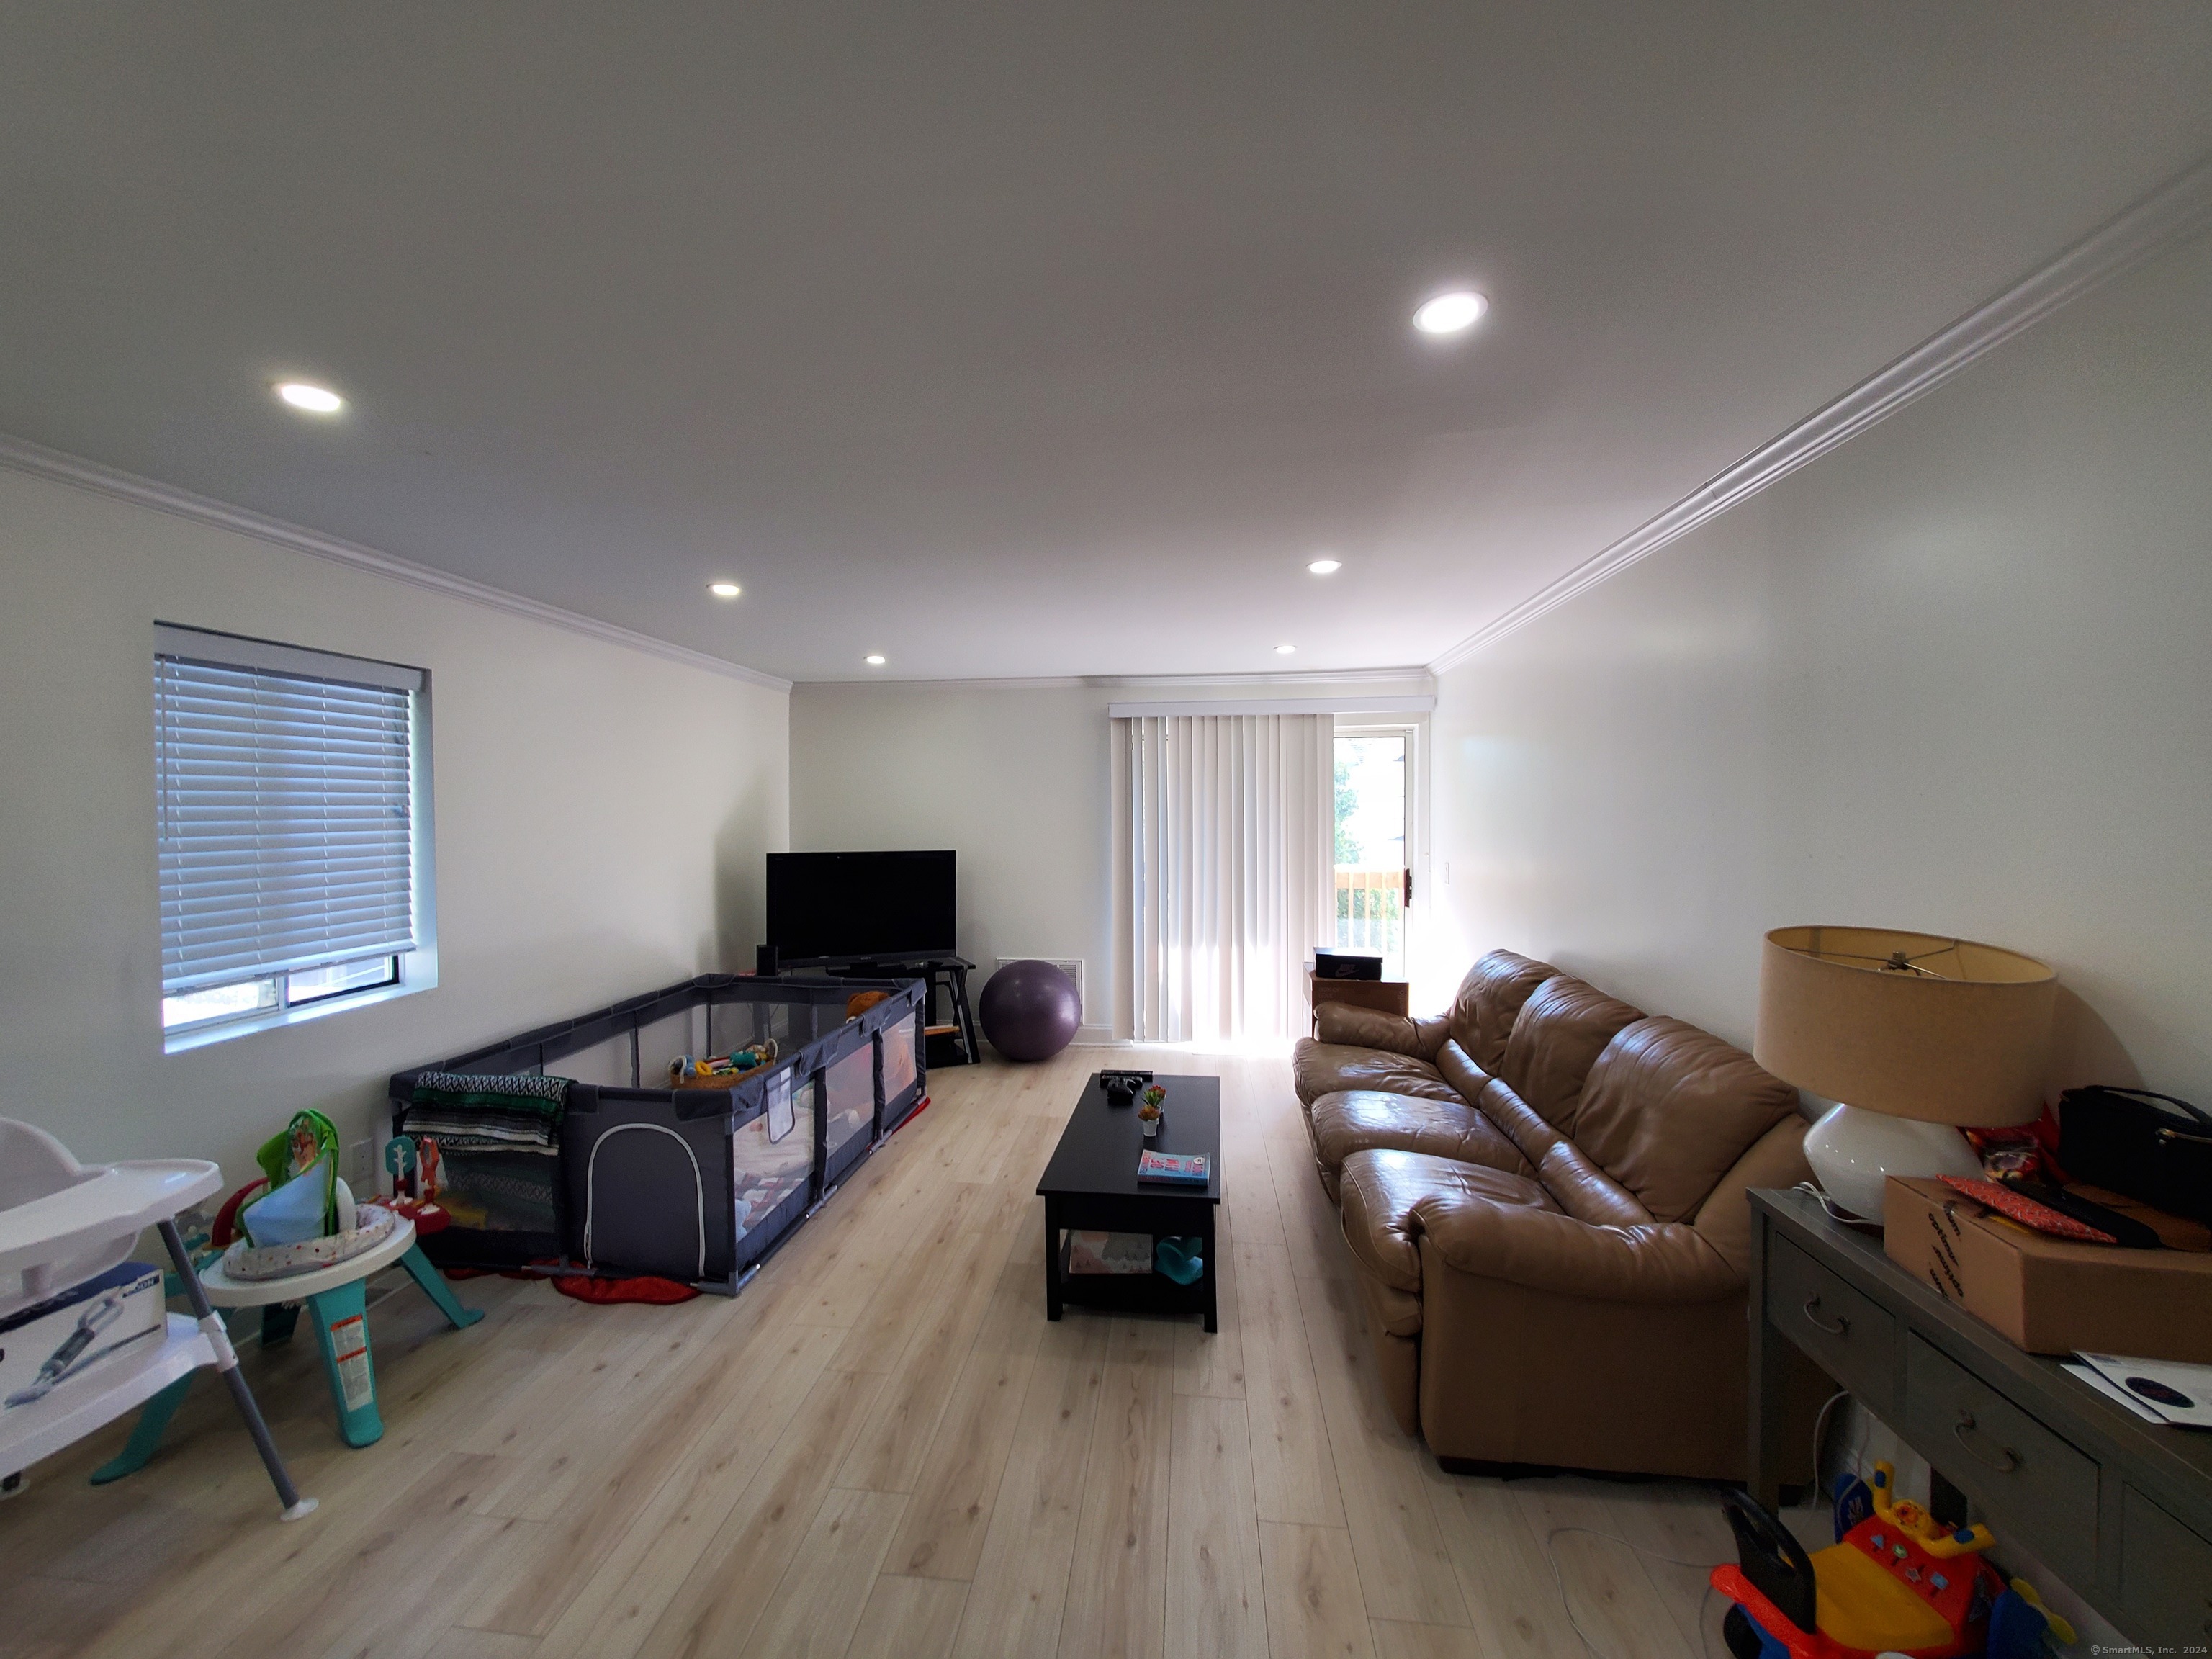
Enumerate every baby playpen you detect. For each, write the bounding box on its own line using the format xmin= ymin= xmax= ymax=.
xmin=387 ymin=973 xmax=927 ymax=1294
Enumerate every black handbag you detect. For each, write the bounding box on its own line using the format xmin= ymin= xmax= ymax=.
xmin=2056 ymin=1086 xmax=2212 ymax=1225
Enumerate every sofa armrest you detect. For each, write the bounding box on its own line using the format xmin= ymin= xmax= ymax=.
xmin=1313 ymin=1003 xmax=1449 ymax=1059
xmin=1414 ymin=1196 xmax=1743 ymax=1305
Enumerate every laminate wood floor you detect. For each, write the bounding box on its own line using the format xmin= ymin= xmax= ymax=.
xmin=0 ymin=1046 xmax=1748 ymax=1659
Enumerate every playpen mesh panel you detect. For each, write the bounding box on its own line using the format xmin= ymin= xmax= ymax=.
xmin=707 ymin=999 xmax=791 ymax=1057
xmin=824 ymin=1045 xmax=873 ymax=1163
xmin=559 ymin=1033 xmax=634 ymax=1089
xmin=733 ymin=1069 xmax=811 ymax=1247
xmin=638 ymin=1010 xmax=701 ymax=1084
xmin=433 ymin=1146 xmax=559 ymax=1233
xmin=882 ymin=1019 xmax=917 ymax=1100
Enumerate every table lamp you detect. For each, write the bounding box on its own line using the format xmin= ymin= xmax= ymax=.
xmin=1753 ymin=926 xmax=2056 ymax=1219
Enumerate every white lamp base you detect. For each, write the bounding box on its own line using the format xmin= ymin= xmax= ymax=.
xmin=1802 ymin=1102 xmax=1982 ymax=1220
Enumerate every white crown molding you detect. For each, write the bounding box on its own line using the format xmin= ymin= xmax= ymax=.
xmin=1089 ymin=667 xmax=1434 ymax=691
xmin=798 ymin=675 xmax=1093 ymax=691
xmin=0 ymin=433 xmax=793 ymax=692
xmin=1429 ymin=153 xmax=2212 ymax=676
xmin=799 ymin=666 xmax=1437 ymax=692
xmin=1106 ymin=694 xmax=1435 ymax=719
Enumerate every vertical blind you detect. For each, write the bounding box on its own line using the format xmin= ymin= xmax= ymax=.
xmin=155 ymin=638 xmax=420 ymax=994
xmin=1124 ymin=712 xmax=1334 ymax=1043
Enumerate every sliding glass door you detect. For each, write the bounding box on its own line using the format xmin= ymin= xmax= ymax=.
xmin=1333 ymin=732 xmax=1409 ymax=981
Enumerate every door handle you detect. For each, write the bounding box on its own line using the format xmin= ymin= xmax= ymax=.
xmin=1802 ymin=1295 xmax=1849 ymax=1336
xmin=1951 ymin=1411 xmax=2021 ymax=1474
xmin=1403 ymin=868 xmax=1413 ymax=906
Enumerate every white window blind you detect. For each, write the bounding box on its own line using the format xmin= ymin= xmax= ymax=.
xmin=1123 ymin=711 xmax=1334 ymax=1043
xmin=154 ymin=630 xmax=422 ymax=995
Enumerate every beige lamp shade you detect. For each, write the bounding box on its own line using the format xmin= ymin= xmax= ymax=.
xmin=1753 ymin=926 xmax=2056 ymax=1128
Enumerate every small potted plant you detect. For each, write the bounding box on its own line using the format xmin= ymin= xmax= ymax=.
xmin=1141 ymin=1084 xmax=1177 ymax=1141
xmin=1138 ymin=1084 xmax=1166 ymax=1138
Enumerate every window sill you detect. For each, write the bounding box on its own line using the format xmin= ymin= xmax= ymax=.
xmin=162 ymin=961 xmax=436 ymax=1054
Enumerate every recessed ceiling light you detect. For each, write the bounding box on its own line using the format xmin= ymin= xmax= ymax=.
xmin=1412 ymin=290 xmax=1487 ymax=336
xmin=275 ymin=381 xmax=343 ymax=414
xmin=709 ymin=581 xmax=742 ymax=598
xmin=1274 ymin=644 xmax=1297 ymax=655
xmin=1307 ymin=559 xmax=1341 ymax=575
xmin=865 ymin=653 xmax=886 ymax=666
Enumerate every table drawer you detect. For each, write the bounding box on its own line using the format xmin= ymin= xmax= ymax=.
xmin=1902 ymin=1335 xmax=2099 ymax=1586
xmin=1768 ymin=1236 xmax=1897 ymax=1411
xmin=2121 ymin=1486 xmax=2212 ymax=1643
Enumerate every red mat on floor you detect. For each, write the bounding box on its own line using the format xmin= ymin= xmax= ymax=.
xmin=551 ymin=1272 xmax=698 ymax=1305
xmin=439 ymin=1260 xmax=698 ymax=1303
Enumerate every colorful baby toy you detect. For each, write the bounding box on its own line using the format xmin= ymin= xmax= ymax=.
xmin=668 ymin=1041 xmax=780 ymax=1087
xmin=1712 ymin=1464 xmax=2074 ymax=1658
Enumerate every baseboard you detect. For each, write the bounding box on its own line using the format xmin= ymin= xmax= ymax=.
xmin=1069 ymin=1024 xmax=1119 ymax=1046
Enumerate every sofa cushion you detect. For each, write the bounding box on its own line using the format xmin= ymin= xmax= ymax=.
xmin=1309 ymin=1090 xmax=1535 ymax=1194
xmin=1339 ymin=1148 xmax=1560 ymax=1295
xmin=1570 ymin=1017 xmax=1799 ymax=1223
xmin=1446 ymin=950 xmax=1557 ymax=1071
xmin=1692 ymin=1118 xmax=1815 ymax=1279
xmin=1292 ymin=1040 xmax=1459 ymax=1108
xmin=1496 ymin=976 xmax=1645 ymax=1127
xmin=1313 ymin=1002 xmax=1449 ymax=1061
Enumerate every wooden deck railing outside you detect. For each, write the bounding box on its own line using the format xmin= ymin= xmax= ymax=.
xmin=1334 ymin=868 xmax=1403 ymax=963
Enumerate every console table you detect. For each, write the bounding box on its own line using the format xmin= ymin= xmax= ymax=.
xmin=1750 ymin=1185 xmax=2212 ymax=1642
xmin=1308 ymin=975 xmax=1408 ymax=1033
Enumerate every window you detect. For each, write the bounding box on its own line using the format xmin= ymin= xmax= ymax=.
xmin=154 ymin=625 xmax=435 ymax=1048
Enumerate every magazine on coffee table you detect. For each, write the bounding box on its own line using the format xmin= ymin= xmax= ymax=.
xmin=1136 ymin=1150 xmax=1209 ymax=1185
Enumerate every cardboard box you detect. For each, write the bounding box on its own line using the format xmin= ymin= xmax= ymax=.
xmin=1 ymin=1261 xmax=166 ymax=1412
xmin=1884 ymin=1178 xmax=2212 ymax=1362
xmin=1066 ymin=1231 xmax=1153 ymax=1274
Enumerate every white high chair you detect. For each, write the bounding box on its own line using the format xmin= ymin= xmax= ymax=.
xmin=0 ymin=1119 xmax=314 ymax=1519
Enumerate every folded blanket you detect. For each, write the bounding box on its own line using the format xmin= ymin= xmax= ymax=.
xmin=404 ymin=1071 xmax=569 ymax=1150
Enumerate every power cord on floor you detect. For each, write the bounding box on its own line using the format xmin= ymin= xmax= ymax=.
xmin=1807 ymin=1388 xmax=1850 ymax=1509
xmin=1542 ymin=1526 xmax=1724 ymax=1659
xmin=1540 ymin=1390 xmax=1855 ymax=1659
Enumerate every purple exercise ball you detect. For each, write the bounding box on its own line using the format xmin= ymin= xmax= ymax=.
xmin=979 ymin=960 xmax=1082 ymax=1062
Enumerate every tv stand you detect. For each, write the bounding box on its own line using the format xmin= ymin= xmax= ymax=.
xmin=819 ymin=954 xmax=979 ymax=1067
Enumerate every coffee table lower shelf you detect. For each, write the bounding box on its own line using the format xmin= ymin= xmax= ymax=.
xmin=1042 ymin=1195 xmax=1218 ymax=1333
xmin=1051 ymin=1233 xmax=1213 ymax=1323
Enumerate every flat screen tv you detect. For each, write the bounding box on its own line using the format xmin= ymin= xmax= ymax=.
xmin=766 ymin=850 xmax=958 ymax=964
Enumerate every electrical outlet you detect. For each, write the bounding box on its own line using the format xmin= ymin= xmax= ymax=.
xmin=347 ymin=1138 xmax=374 ymax=1193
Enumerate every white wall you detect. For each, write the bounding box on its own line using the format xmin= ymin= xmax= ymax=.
xmin=1426 ymin=226 xmax=2212 ymax=1104
xmin=0 ymin=466 xmax=788 ymax=1187
xmin=790 ymin=680 xmax=1429 ymax=1040
xmin=792 ymin=683 xmax=1118 ymax=1038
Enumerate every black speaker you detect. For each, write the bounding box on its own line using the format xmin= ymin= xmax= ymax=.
xmin=1313 ymin=950 xmax=1382 ymax=981
xmin=755 ymin=943 xmax=779 ymax=976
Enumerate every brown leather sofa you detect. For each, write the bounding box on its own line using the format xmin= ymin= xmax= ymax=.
xmin=1295 ymin=948 xmax=1819 ymax=1480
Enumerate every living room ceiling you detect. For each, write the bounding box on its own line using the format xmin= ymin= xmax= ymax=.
xmin=4 ymin=4 xmax=2210 ymax=684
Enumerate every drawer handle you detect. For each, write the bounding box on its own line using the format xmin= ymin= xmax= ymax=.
xmin=1951 ymin=1411 xmax=2020 ymax=1474
xmin=1801 ymin=1295 xmax=1849 ymax=1337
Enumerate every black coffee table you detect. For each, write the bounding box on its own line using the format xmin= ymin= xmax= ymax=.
xmin=1036 ymin=1071 xmax=1222 ymax=1332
